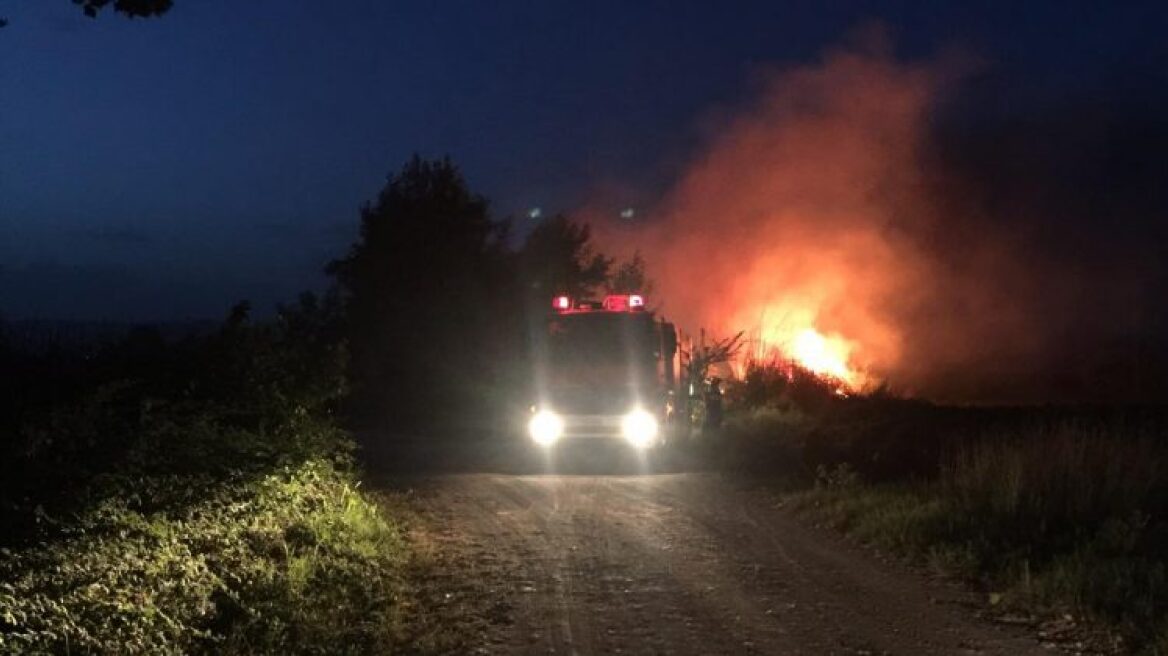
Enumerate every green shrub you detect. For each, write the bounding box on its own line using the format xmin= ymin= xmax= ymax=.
xmin=0 ymin=459 xmax=408 ymax=655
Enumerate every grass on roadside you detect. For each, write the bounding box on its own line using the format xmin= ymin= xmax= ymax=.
xmin=729 ymin=402 xmax=1168 ymax=652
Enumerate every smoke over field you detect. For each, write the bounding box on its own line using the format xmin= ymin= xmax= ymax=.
xmin=592 ymin=38 xmax=1166 ymax=402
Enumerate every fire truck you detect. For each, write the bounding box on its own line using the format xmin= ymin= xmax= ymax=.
xmin=526 ymin=293 xmax=680 ymax=449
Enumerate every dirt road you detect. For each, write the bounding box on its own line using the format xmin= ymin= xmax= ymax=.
xmin=398 ymin=472 xmax=1049 ymax=655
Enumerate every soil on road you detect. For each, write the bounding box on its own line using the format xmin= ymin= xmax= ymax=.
xmin=395 ymin=472 xmax=1048 ymax=655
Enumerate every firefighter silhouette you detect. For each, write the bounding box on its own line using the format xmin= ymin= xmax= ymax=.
xmin=703 ymin=376 xmax=723 ymax=430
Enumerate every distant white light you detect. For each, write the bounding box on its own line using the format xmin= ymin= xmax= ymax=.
xmin=620 ymin=207 xmax=636 ymax=219
xmin=528 ymin=207 xmax=543 ymax=220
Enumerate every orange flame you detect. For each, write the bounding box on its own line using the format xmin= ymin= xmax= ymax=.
xmin=727 ymin=292 xmax=870 ymax=390
xmin=749 ymin=313 xmax=866 ymax=390
xmin=791 ymin=328 xmax=855 ymax=381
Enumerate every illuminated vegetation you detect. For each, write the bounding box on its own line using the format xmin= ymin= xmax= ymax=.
xmin=0 ymin=298 xmax=426 ymax=654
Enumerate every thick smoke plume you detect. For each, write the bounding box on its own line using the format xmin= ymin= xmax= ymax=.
xmin=592 ymin=39 xmax=1164 ymax=401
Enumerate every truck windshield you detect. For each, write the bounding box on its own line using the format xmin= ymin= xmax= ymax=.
xmin=546 ymin=312 xmax=656 ymax=366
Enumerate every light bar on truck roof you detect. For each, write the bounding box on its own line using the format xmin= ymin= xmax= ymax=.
xmin=556 ymin=294 xmax=648 ymax=313
xmin=600 ymin=294 xmax=647 ymax=312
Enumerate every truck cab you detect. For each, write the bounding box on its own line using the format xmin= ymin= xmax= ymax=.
xmin=527 ymin=294 xmax=679 ymax=449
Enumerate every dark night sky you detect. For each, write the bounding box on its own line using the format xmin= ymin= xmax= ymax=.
xmin=1 ymin=0 xmax=1165 ymax=321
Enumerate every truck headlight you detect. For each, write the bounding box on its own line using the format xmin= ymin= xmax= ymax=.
xmin=621 ymin=409 xmax=658 ymax=448
xmin=528 ymin=410 xmax=564 ymax=446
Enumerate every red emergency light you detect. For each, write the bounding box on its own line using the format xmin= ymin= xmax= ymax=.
xmin=553 ymin=295 xmax=572 ymax=310
xmin=601 ymin=294 xmax=647 ymax=312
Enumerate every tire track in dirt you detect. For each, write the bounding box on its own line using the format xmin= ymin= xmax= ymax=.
xmin=398 ymin=473 xmax=1052 ymax=655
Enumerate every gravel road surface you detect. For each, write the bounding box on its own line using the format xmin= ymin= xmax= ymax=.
xmin=396 ymin=471 xmax=1050 ymax=655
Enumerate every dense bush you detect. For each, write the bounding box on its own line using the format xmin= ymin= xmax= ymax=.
xmin=2 ymin=296 xmax=348 ymax=535
xmin=0 ymin=296 xmax=418 ymax=654
xmin=717 ymin=406 xmax=814 ymax=477
xmin=731 ymin=357 xmax=845 ymax=412
xmin=0 ymin=460 xmax=405 ymax=655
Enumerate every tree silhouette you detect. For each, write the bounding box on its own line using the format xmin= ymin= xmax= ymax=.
xmin=518 ymin=214 xmax=611 ymax=301
xmin=328 ymin=156 xmax=511 ymax=430
xmin=73 ymin=0 xmax=173 ymax=19
xmin=2 ymin=1 xmax=171 ymax=28
xmin=607 ymin=250 xmax=654 ymax=296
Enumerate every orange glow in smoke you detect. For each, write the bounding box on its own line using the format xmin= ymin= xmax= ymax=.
xmin=791 ymin=328 xmax=855 ymax=382
xmin=586 ymin=35 xmax=1102 ymax=402
xmin=589 ymin=38 xmax=944 ymax=396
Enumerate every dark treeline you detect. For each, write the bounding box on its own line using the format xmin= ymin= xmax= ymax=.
xmin=0 ymin=154 xmax=646 ymax=509
xmin=0 ymin=295 xmax=346 ymax=539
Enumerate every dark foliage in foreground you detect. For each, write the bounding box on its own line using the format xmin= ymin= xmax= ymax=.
xmin=1 ymin=294 xmax=348 ymax=535
xmin=0 ymin=297 xmax=415 ymax=654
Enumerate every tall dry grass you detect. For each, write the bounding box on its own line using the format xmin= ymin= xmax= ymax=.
xmin=789 ymin=417 xmax=1168 ymax=649
xmin=947 ymin=423 xmax=1166 ymax=541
